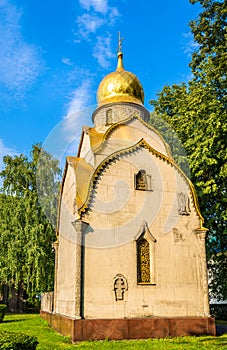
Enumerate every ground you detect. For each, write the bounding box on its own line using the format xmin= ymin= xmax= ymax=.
xmin=0 ymin=314 xmax=227 ymax=349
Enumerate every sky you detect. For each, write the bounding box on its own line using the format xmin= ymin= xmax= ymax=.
xmin=0 ymin=0 xmax=201 ymax=171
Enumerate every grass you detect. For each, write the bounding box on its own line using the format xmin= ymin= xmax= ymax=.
xmin=0 ymin=314 xmax=227 ymax=349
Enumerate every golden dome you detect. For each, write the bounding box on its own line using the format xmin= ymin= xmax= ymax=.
xmin=97 ymin=52 xmax=144 ymax=106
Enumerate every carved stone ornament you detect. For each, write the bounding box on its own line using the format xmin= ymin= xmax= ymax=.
xmin=177 ymin=192 xmax=191 ymax=215
xmin=135 ymin=170 xmax=152 ymax=191
xmin=113 ymin=274 xmax=128 ymax=301
xmin=173 ymin=228 xmax=185 ymax=243
xmin=134 ymin=221 xmax=156 ymax=242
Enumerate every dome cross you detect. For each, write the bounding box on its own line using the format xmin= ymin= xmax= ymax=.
xmin=117 ymin=31 xmax=124 ymax=54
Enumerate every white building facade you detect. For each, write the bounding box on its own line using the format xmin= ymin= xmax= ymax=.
xmin=41 ymin=48 xmax=215 ymax=340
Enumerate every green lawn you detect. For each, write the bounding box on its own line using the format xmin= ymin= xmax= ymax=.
xmin=0 ymin=314 xmax=227 ymax=349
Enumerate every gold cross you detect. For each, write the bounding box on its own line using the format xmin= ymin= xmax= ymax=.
xmin=117 ymin=31 xmax=124 ymax=53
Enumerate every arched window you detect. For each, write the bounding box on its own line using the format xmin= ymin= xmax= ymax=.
xmin=137 ymin=238 xmax=151 ymax=283
xmin=135 ymin=221 xmax=156 ymax=285
xmin=135 ymin=170 xmax=152 ymax=191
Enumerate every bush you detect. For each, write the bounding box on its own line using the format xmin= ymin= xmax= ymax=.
xmin=210 ymin=303 xmax=227 ymax=320
xmin=0 ymin=331 xmax=38 ymax=350
xmin=0 ymin=305 xmax=7 ymax=323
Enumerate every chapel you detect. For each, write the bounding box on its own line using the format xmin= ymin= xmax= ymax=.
xmin=41 ymin=38 xmax=215 ymax=340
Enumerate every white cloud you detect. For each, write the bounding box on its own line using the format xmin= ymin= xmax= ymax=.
xmin=93 ymin=34 xmax=115 ymax=69
xmin=41 ymin=1 xmax=122 ymax=164
xmin=0 ymin=139 xmax=18 ymax=180
xmin=79 ymin=0 xmax=108 ymax=14
xmin=66 ymin=80 xmax=93 ymax=118
xmin=77 ymin=13 xmax=105 ymax=39
xmin=182 ymin=32 xmax=199 ymax=57
xmin=62 ymin=67 xmax=95 ymax=141
xmin=75 ymin=0 xmax=121 ymax=69
xmin=0 ymin=0 xmax=44 ymax=100
xmin=76 ymin=5 xmax=120 ymax=39
xmin=41 ymin=75 xmax=95 ymax=167
xmin=108 ymin=7 xmax=120 ymax=25
xmin=62 ymin=57 xmax=73 ymax=66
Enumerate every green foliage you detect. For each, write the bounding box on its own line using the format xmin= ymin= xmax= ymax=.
xmin=0 ymin=314 xmax=73 ymax=350
xmin=189 ymin=0 xmax=227 ymax=92
xmin=150 ymin=0 xmax=227 ymax=299
xmin=0 ymin=305 xmax=6 ymax=323
xmin=0 ymin=331 xmax=38 ymax=350
xmin=0 ymin=144 xmax=61 ymax=303
xmin=209 ymin=251 xmax=227 ymax=301
xmin=150 ymin=111 xmax=191 ymax=177
xmin=210 ymin=301 xmax=227 ymax=320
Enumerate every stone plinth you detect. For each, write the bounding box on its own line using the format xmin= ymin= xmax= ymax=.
xmin=40 ymin=311 xmax=216 ymax=341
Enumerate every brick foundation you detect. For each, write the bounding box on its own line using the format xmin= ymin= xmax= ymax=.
xmin=40 ymin=311 xmax=216 ymax=341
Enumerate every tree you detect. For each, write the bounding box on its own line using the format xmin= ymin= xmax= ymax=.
xmin=150 ymin=0 xmax=227 ymax=299
xmin=0 ymin=144 xmax=61 ymax=309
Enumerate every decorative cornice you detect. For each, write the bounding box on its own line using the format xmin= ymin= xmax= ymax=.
xmin=134 ymin=220 xmax=157 ymax=242
xmin=91 ymin=112 xmax=172 ymax=158
xmin=92 ymin=101 xmax=149 ymax=123
xmin=194 ymin=227 xmax=209 ymax=237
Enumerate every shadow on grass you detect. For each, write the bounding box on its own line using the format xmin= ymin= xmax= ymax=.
xmin=216 ymin=323 xmax=227 ymax=336
xmin=2 ymin=319 xmax=24 ymax=324
xmin=2 ymin=313 xmax=36 ymax=324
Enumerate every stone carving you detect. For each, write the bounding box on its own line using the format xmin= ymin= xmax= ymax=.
xmin=135 ymin=170 xmax=152 ymax=191
xmin=113 ymin=274 xmax=128 ymax=301
xmin=135 ymin=221 xmax=157 ymax=243
xmin=173 ymin=228 xmax=185 ymax=243
xmin=106 ymin=108 xmax=113 ymax=125
xmin=177 ymin=192 xmax=191 ymax=215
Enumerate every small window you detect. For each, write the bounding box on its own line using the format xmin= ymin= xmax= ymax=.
xmin=106 ymin=109 xmax=112 ymax=125
xmin=135 ymin=221 xmax=156 ymax=285
xmin=135 ymin=170 xmax=152 ymax=191
xmin=137 ymin=238 xmax=151 ymax=283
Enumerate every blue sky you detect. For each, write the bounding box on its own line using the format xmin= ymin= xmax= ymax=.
xmin=0 ymin=0 xmax=201 ymax=170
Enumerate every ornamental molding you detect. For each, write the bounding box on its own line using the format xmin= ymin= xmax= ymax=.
xmin=134 ymin=221 xmax=157 ymax=242
xmin=92 ymin=112 xmax=172 ymax=158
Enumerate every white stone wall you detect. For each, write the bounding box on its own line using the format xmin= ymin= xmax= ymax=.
xmin=54 ymin=103 xmax=209 ymax=320
xmin=41 ymin=292 xmax=54 ymax=313
xmin=54 ymin=164 xmax=78 ymax=317
xmin=82 ymin=147 xmax=207 ymax=318
xmin=79 ymin=131 xmax=95 ymax=167
xmin=83 ymin=240 xmax=202 ymax=318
